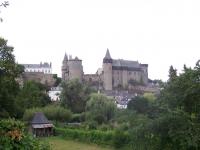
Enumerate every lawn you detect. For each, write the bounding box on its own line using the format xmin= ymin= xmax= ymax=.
xmin=44 ymin=137 xmax=113 ymax=150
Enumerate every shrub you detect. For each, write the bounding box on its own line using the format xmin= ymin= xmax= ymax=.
xmin=0 ymin=119 xmax=50 ymax=150
xmin=55 ymin=127 xmax=114 ymax=145
xmin=55 ymin=127 xmax=131 ymax=147
xmin=70 ymin=113 xmax=85 ymax=122
xmin=113 ymin=129 xmax=130 ymax=148
xmin=23 ymin=105 xmax=72 ymax=122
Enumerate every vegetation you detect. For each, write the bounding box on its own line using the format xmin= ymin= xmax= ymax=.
xmin=15 ymin=81 xmax=51 ymax=118
xmin=23 ymin=105 xmax=72 ymax=122
xmin=1 ymin=37 xmax=200 ymax=149
xmin=45 ymin=136 xmax=113 ymax=150
xmin=0 ymin=119 xmax=50 ymax=150
xmin=0 ymin=37 xmax=23 ymax=118
xmin=60 ymin=79 xmax=93 ymax=113
xmin=86 ymin=93 xmax=116 ymax=125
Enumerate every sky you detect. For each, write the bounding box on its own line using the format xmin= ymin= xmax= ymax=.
xmin=0 ymin=0 xmax=200 ymax=81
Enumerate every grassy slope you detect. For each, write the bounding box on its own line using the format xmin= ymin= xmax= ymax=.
xmin=45 ymin=137 xmax=113 ymax=150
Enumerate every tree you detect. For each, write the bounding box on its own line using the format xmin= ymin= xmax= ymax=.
xmin=0 ymin=37 xmax=22 ymax=118
xmin=86 ymin=93 xmax=116 ymax=124
xmin=23 ymin=105 xmax=72 ymax=123
xmin=168 ymin=65 xmax=177 ymax=81
xmin=15 ymin=81 xmax=51 ymax=118
xmin=53 ymin=74 xmax=61 ymax=87
xmin=0 ymin=1 xmax=9 ymax=22
xmin=160 ymin=61 xmax=200 ymax=115
xmin=60 ymin=79 xmax=93 ymax=113
xmin=127 ymin=96 xmax=149 ymax=114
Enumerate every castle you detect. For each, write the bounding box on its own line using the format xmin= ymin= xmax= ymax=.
xmin=61 ymin=49 xmax=148 ymax=91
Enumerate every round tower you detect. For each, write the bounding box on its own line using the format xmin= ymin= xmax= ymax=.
xmin=103 ymin=49 xmax=113 ymax=91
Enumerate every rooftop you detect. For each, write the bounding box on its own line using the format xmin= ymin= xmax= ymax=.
xmin=31 ymin=112 xmax=51 ymax=124
xmin=22 ymin=62 xmax=51 ymax=68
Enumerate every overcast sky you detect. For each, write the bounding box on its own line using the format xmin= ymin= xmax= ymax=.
xmin=0 ymin=0 xmax=200 ymax=80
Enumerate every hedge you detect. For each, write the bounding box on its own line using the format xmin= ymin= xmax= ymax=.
xmin=55 ymin=127 xmax=130 ymax=148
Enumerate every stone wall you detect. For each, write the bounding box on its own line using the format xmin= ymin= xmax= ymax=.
xmin=67 ymin=60 xmax=83 ymax=82
xmin=21 ymin=72 xmax=56 ymax=87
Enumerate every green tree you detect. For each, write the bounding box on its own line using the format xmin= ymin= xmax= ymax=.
xmin=60 ymin=79 xmax=93 ymax=113
xmin=86 ymin=93 xmax=116 ymax=124
xmin=127 ymin=96 xmax=149 ymax=114
xmin=160 ymin=61 xmax=200 ymax=115
xmin=0 ymin=37 xmax=22 ymax=118
xmin=15 ymin=81 xmax=51 ymax=118
xmin=168 ymin=65 xmax=177 ymax=81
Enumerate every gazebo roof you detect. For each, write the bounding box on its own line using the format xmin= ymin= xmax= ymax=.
xmin=31 ymin=112 xmax=51 ymax=125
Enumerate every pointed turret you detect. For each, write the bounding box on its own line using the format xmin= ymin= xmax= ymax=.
xmin=63 ymin=53 xmax=68 ymax=62
xmin=103 ymin=49 xmax=112 ymax=63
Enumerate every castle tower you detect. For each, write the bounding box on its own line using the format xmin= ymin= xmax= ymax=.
xmin=103 ymin=49 xmax=113 ymax=90
xmin=67 ymin=56 xmax=83 ymax=82
xmin=62 ymin=53 xmax=69 ymax=80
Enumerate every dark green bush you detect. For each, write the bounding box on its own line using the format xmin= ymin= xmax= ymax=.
xmin=113 ymin=129 xmax=130 ymax=148
xmin=70 ymin=113 xmax=85 ymax=122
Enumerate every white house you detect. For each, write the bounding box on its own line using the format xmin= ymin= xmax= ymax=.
xmin=22 ymin=62 xmax=52 ymax=74
xmin=48 ymin=87 xmax=62 ymax=101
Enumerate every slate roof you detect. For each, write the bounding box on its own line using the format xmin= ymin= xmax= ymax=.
xmin=112 ymin=59 xmax=139 ymax=68
xmin=22 ymin=63 xmax=51 ymax=68
xmin=31 ymin=112 xmax=51 ymax=124
xmin=63 ymin=53 xmax=68 ymax=61
xmin=104 ymin=49 xmax=112 ymax=59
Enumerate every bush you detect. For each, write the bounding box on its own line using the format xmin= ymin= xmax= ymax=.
xmin=55 ymin=127 xmax=131 ymax=147
xmin=55 ymin=127 xmax=114 ymax=145
xmin=0 ymin=119 xmax=50 ymax=150
xmin=113 ymin=129 xmax=130 ymax=148
xmin=23 ymin=105 xmax=72 ymax=122
xmin=70 ymin=113 xmax=85 ymax=122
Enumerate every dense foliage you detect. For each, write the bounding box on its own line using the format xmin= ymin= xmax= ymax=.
xmin=15 ymin=81 xmax=51 ymax=118
xmin=0 ymin=119 xmax=50 ymax=150
xmin=126 ymin=61 xmax=200 ymax=150
xmin=0 ymin=37 xmax=23 ymax=118
xmin=23 ymin=105 xmax=72 ymax=122
xmin=60 ymin=79 xmax=93 ymax=113
xmin=55 ymin=127 xmax=130 ymax=148
xmin=86 ymin=93 xmax=116 ymax=124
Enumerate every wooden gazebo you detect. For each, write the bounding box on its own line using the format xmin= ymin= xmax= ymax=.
xmin=31 ymin=112 xmax=54 ymax=137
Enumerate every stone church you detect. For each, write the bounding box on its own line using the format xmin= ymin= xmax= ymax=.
xmin=61 ymin=49 xmax=148 ymax=91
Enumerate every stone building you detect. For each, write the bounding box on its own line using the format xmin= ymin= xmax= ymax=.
xmin=61 ymin=49 xmax=148 ymax=91
xmin=103 ymin=49 xmax=148 ymax=90
xmin=22 ymin=62 xmax=52 ymax=74
xmin=61 ymin=54 xmax=83 ymax=82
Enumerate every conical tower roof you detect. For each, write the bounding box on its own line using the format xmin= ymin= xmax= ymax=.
xmin=104 ymin=48 xmax=112 ymax=59
xmin=103 ymin=48 xmax=112 ymax=63
xmin=63 ymin=53 xmax=68 ymax=61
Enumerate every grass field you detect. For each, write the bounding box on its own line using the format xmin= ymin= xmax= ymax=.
xmin=45 ymin=137 xmax=113 ymax=150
